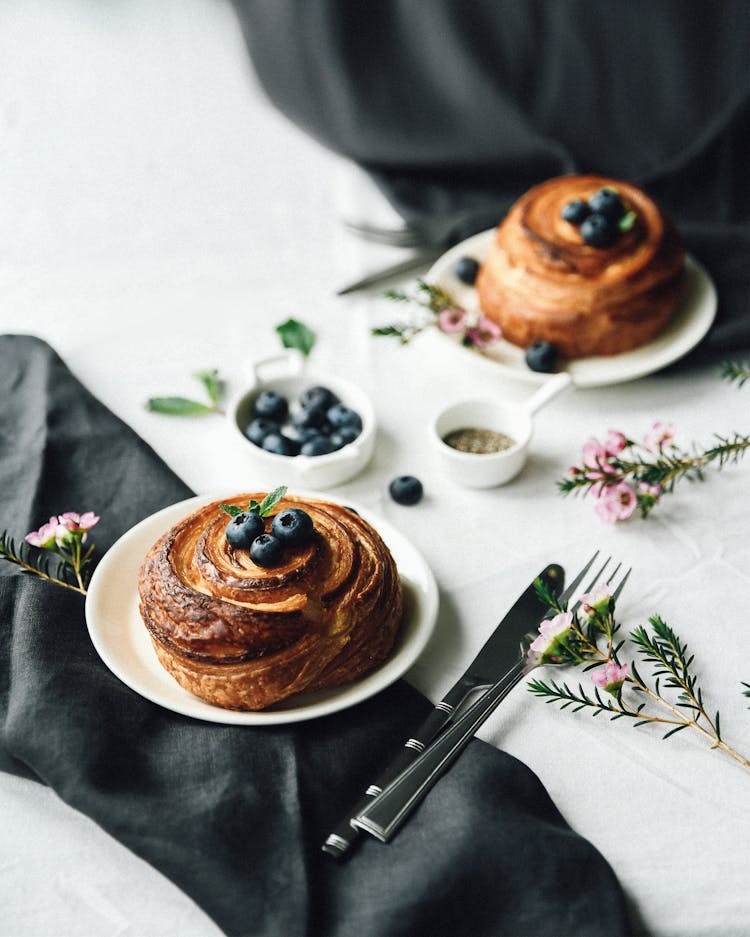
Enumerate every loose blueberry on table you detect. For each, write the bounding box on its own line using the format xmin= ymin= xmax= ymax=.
xmin=389 ymin=475 xmax=423 ymax=506
xmin=454 ymin=256 xmax=480 ymax=285
xmin=225 ymin=511 xmax=265 ymax=549
xmin=525 ymin=340 xmax=559 ymax=373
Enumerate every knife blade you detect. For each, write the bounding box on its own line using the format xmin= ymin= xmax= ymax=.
xmin=335 ymin=250 xmax=444 ymax=295
xmin=321 ymin=562 xmax=564 ymax=860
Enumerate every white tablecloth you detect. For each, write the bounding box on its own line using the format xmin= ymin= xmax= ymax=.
xmin=1 ymin=3 xmax=749 ymax=935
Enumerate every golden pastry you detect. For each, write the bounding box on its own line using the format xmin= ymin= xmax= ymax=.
xmin=475 ymin=174 xmax=685 ymax=358
xmin=138 ymin=493 xmax=403 ymax=710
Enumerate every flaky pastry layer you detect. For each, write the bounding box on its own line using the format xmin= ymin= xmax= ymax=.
xmin=475 ymin=175 xmax=685 ymax=358
xmin=138 ymin=494 xmax=403 ymax=710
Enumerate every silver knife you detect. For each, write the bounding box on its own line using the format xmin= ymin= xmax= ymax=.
xmin=335 ymin=250 xmax=444 ymax=295
xmin=321 ymin=562 xmax=565 ymax=860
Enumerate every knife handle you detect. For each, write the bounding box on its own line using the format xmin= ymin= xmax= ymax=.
xmin=351 ymin=663 xmax=527 ymax=843
xmin=321 ymin=682 xmax=476 ymax=859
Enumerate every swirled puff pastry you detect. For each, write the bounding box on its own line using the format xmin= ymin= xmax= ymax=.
xmin=475 ymin=175 xmax=685 ymax=358
xmin=138 ymin=494 xmax=403 ymax=710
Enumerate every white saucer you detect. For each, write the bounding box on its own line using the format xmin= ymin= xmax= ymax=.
xmin=426 ymin=229 xmax=717 ymax=389
xmin=85 ymin=493 xmax=438 ymax=725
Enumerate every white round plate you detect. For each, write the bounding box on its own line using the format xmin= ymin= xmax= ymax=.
xmin=85 ymin=493 xmax=438 ymax=725
xmin=426 ymin=229 xmax=717 ymax=389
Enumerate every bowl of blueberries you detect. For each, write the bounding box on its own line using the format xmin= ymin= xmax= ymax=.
xmin=228 ymin=351 xmax=376 ymax=489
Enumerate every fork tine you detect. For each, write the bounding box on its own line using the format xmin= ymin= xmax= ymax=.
xmin=570 ymin=554 xmax=612 ymax=613
xmin=557 ymin=550 xmax=600 ymax=606
xmin=611 ymin=567 xmax=632 ymax=602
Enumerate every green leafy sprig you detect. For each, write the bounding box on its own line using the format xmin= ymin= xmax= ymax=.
xmin=526 ymin=588 xmax=750 ymax=771
xmin=146 ymin=368 xmax=224 ymax=417
xmin=372 ymin=281 xmax=456 ymax=344
xmin=722 ymin=361 xmax=750 ymax=388
xmin=0 ymin=530 xmax=93 ymax=595
xmin=219 ymin=486 xmax=287 ymax=519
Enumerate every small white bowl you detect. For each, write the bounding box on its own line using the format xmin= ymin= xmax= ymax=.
xmin=430 ymin=373 xmax=573 ymax=488
xmin=227 ymin=352 xmax=376 ymax=489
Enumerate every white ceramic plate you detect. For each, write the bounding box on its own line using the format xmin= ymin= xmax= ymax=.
xmin=85 ymin=493 xmax=438 ymax=725
xmin=426 ymin=229 xmax=717 ymax=389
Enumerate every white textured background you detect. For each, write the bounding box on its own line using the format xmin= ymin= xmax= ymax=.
xmin=1 ymin=2 xmax=749 ymax=935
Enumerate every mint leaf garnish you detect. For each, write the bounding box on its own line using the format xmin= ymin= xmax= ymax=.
xmin=275 ymin=318 xmax=316 ymax=357
xmin=146 ymin=397 xmax=216 ymax=416
xmin=618 ymin=211 xmax=636 ymax=232
xmin=219 ymin=503 xmax=243 ymax=517
xmin=256 ymin=485 xmax=288 ymax=517
xmin=248 ymin=499 xmax=260 ymax=513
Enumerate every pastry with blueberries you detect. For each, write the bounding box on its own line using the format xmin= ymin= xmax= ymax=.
xmin=137 ymin=491 xmax=403 ymax=710
xmin=475 ymin=174 xmax=685 ymax=358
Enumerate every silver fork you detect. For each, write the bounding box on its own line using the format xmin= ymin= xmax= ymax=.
xmin=352 ymin=557 xmax=631 ymax=843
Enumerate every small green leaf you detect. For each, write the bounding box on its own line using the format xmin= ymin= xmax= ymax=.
xmin=276 ymin=318 xmax=316 ymax=357
xmin=219 ymin=503 xmax=243 ymax=517
xmin=145 ymin=397 xmax=215 ymax=416
xmin=248 ymin=499 xmax=260 ymax=514
xmin=257 ymin=485 xmax=288 ymax=517
xmin=195 ymin=368 xmax=223 ymax=406
xmin=618 ymin=210 xmax=637 ymax=232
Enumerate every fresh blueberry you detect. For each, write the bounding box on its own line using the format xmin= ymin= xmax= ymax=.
xmin=389 ymin=475 xmax=423 ymax=506
xmin=454 ymin=256 xmax=480 ymax=285
xmin=271 ymin=508 xmax=314 ymax=547
xmin=525 ymin=340 xmax=559 ymax=373
xmin=225 ymin=511 xmax=265 ymax=549
xmin=295 ymin=425 xmax=324 ymax=444
xmin=261 ymin=432 xmax=300 ymax=456
xmin=300 ymin=435 xmax=337 ymax=456
xmin=587 ymin=188 xmax=624 ymax=221
xmin=561 ymin=199 xmax=591 ymax=225
xmin=244 ymin=417 xmax=279 ymax=447
xmin=300 ymin=385 xmax=338 ymax=411
xmin=330 ymin=426 xmax=360 ymax=449
xmin=292 ymin=402 xmax=328 ymax=431
xmin=250 ymin=534 xmax=284 ymax=567
xmin=327 ymin=403 xmax=362 ymax=431
xmin=580 ymin=212 xmax=619 ymax=248
xmin=252 ymin=390 xmax=289 ymax=423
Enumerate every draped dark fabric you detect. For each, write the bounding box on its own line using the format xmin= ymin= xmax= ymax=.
xmin=0 ymin=335 xmax=631 ymax=935
xmin=233 ymin=0 xmax=750 ymax=357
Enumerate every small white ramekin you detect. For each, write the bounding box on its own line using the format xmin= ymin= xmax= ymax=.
xmin=430 ymin=373 xmax=573 ymax=488
xmin=227 ymin=352 xmax=376 ymax=489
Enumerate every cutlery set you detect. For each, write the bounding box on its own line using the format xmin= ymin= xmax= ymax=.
xmin=323 ymin=552 xmax=631 ymax=859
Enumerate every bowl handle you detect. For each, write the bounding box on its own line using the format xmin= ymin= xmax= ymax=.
xmin=248 ymin=350 xmax=306 ymax=388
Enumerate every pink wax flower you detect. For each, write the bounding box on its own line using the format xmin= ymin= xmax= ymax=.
xmin=643 ymin=421 xmax=675 ymax=452
xmin=594 ymin=482 xmax=637 ymax=524
xmin=58 ymin=511 xmax=100 ymax=532
xmin=637 ymin=481 xmax=662 ymax=498
xmin=56 ymin=511 xmax=100 ymax=546
xmin=604 ymin=430 xmax=627 ymax=455
xmin=592 ymin=661 xmax=629 ymax=695
xmin=25 ymin=517 xmax=61 ymax=550
xmin=578 ymin=583 xmax=614 ymax=620
xmin=581 ymin=438 xmax=617 ymax=477
xmin=437 ymin=306 xmax=467 ymax=333
xmin=529 ymin=611 xmax=574 ymax=664
xmin=466 ymin=315 xmax=502 ymax=347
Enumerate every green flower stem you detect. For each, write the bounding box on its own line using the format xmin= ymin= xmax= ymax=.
xmin=3 ymin=545 xmax=87 ymax=595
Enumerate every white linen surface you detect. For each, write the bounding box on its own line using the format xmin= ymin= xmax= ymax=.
xmin=1 ymin=2 xmax=748 ymax=936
